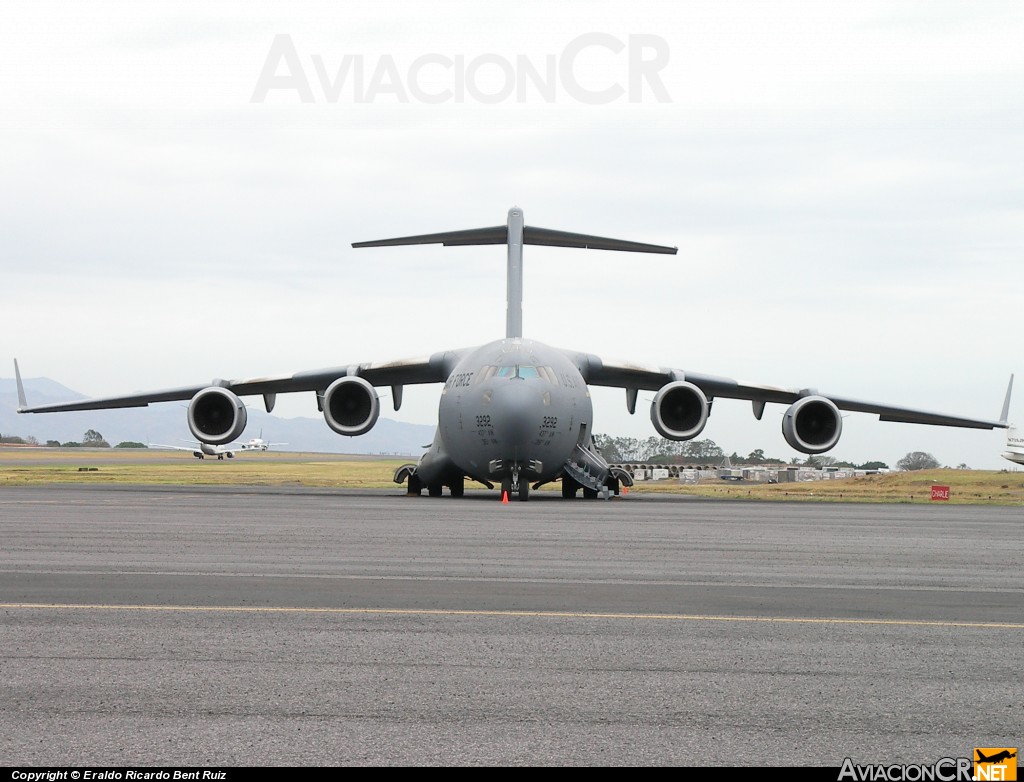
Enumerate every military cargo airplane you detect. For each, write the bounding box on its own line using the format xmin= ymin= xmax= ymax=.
xmin=14 ymin=207 xmax=1013 ymax=501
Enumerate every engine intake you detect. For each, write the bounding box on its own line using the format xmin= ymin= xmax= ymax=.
xmin=650 ymin=381 xmax=709 ymax=441
xmin=782 ymin=396 xmax=842 ymax=454
xmin=323 ymin=376 xmax=380 ymax=436
xmin=187 ymin=387 xmax=247 ymax=445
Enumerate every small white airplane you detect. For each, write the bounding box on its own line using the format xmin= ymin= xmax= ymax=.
xmin=150 ymin=441 xmax=239 ymax=460
xmin=1000 ymin=424 xmax=1024 ymax=466
xmin=150 ymin=430 xmax=284 ymax=459
xmin=238 ymin=431 xmax=285 ymax=451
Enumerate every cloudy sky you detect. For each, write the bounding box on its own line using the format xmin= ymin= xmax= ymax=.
xmin=3 ymin=0 xmax=1022 ymax=469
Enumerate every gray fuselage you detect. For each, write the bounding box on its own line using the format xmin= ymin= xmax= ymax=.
xmin=419 ymin=338 xmax=591 ymax=486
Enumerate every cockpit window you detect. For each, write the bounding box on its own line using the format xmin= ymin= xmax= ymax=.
xmin=475 ymin=365 xmax=499 ymax=383
xmin=475 ymin=364 xmax=559 ymax=383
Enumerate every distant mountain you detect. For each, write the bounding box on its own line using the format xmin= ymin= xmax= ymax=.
xmin=0 ymin=376 xmax=435 ymax=456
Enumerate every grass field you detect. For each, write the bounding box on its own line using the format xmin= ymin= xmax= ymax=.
xmin=0 ymin=448 xmax=410 ymax=489
xmin=632 ymin=469 xmax=1024 ymax=505
xmin=2 ymin=447 xmax=1023 ymax=504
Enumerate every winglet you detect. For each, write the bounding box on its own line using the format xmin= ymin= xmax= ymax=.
xmin=999 ymin=374 xmax=1013 ymax=425
xmin=13 ymin=359 xmax=28 ymax=410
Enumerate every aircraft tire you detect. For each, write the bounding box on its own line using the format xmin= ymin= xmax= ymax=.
xmin=561 ymin=479 xmax=577 ymax=499
xmin=407 ymin=473 xmax=423 ymax=496
xmin=428 ymin=483 xmax=443 ymax=497
xmin=500 ymin=477 xmax=512 ymax=499
xmin=518 ymin=480 xmax=529 ymax=502
xmin=450 ymin=479 xmax=464 ymax=498
xmin=582 ymin=487 xmax=598 ymax=500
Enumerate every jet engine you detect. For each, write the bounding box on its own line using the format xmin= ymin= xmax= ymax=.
xmin=323 ymin=376 xmax=380 ymax=436
xmin=650 ymin=381 xmax=709 ymax=441
xmin=782 ymin=396 xmax=842 ymax=454
xmin=187 ymin=387 xmax=248 ymax=446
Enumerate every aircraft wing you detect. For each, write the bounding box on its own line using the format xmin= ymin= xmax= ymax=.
xmin=15 ymin=351 xmax=466 ymax=414
xmin=149 ymin=443 xmax=203 ymax=452
xmin=575 ymin=353 xmax=1012 ymax=430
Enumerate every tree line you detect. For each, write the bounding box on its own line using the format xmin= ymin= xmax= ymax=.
xmin=0 ymin=430 xmax=147 ymax=449
xmin=595 ymin=434 xmax=955 ymax=471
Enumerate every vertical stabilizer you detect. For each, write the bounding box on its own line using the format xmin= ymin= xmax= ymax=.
xmin=506 ymin=208 xmax=524 ymax=339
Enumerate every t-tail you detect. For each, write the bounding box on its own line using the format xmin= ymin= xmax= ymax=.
xmin=353 ymin=207 xmax=677 ymax=339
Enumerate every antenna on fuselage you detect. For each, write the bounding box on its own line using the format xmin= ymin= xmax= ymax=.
xmin=352 ymin=207 xmax=678 ymax=339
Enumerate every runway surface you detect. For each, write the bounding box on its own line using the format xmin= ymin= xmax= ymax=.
xmin=1 ymin=486 xmax=1021 ymax=766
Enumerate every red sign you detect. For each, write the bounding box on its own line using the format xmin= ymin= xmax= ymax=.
xmin=931 ymin=485 xmax=950 ymax=501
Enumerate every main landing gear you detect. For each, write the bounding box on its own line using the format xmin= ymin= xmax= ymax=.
xmin=402 ymin=469 xmax=467 ymax=498
xmin=394 ymin=462 xmax=525 ymax=500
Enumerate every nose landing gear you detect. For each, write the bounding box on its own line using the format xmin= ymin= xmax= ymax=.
xmin=501 ymin=464 xmax=530 ymax=502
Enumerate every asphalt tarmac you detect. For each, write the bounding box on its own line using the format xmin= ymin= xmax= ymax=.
xmin=1 ymin=485 xmax=1021 ymax=767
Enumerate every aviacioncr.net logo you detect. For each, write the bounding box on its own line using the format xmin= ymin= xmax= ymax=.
xmin=974 ymin=748 xmax=1017 ymax=781
xmin=250 ymin=33 xmax=672 ymax=105
xmin=838 ymin=757 xmax=973 ymax=781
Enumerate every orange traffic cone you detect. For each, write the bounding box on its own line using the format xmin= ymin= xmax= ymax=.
xmin=502 ymin=491 xmax=509 ymax=504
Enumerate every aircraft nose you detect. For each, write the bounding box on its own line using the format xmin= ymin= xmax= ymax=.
xmin=490 ymin=380 xmax=544 ymax=448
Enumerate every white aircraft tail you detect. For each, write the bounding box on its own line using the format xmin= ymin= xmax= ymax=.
xmin=1007 ymin=424 xmax=1023 ymax=449
xmin=1000 ymin=421 xmax=1024 ymax=466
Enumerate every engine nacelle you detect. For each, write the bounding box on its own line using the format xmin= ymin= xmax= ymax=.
xmin=782 ymin=396 xmax=842 ymax=454
xmin=323 ymin=376 xmax=380 ymax=437
xmin=650 ymin=381 xmax=709 ymax=441
xmin=187 ymin=387 xmax=248 ymax=446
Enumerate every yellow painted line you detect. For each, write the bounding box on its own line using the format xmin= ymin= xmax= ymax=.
xmin=1 ymin=603 xmax=1023 ymax=629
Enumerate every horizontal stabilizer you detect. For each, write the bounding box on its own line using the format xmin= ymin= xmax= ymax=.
xmin=354 ymin=224 xmax=677 ymax=254
xmin=353 ymin=226 xmax=507 ymax=248
xmin=524 ymin=226 xmax=677 ymax=254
